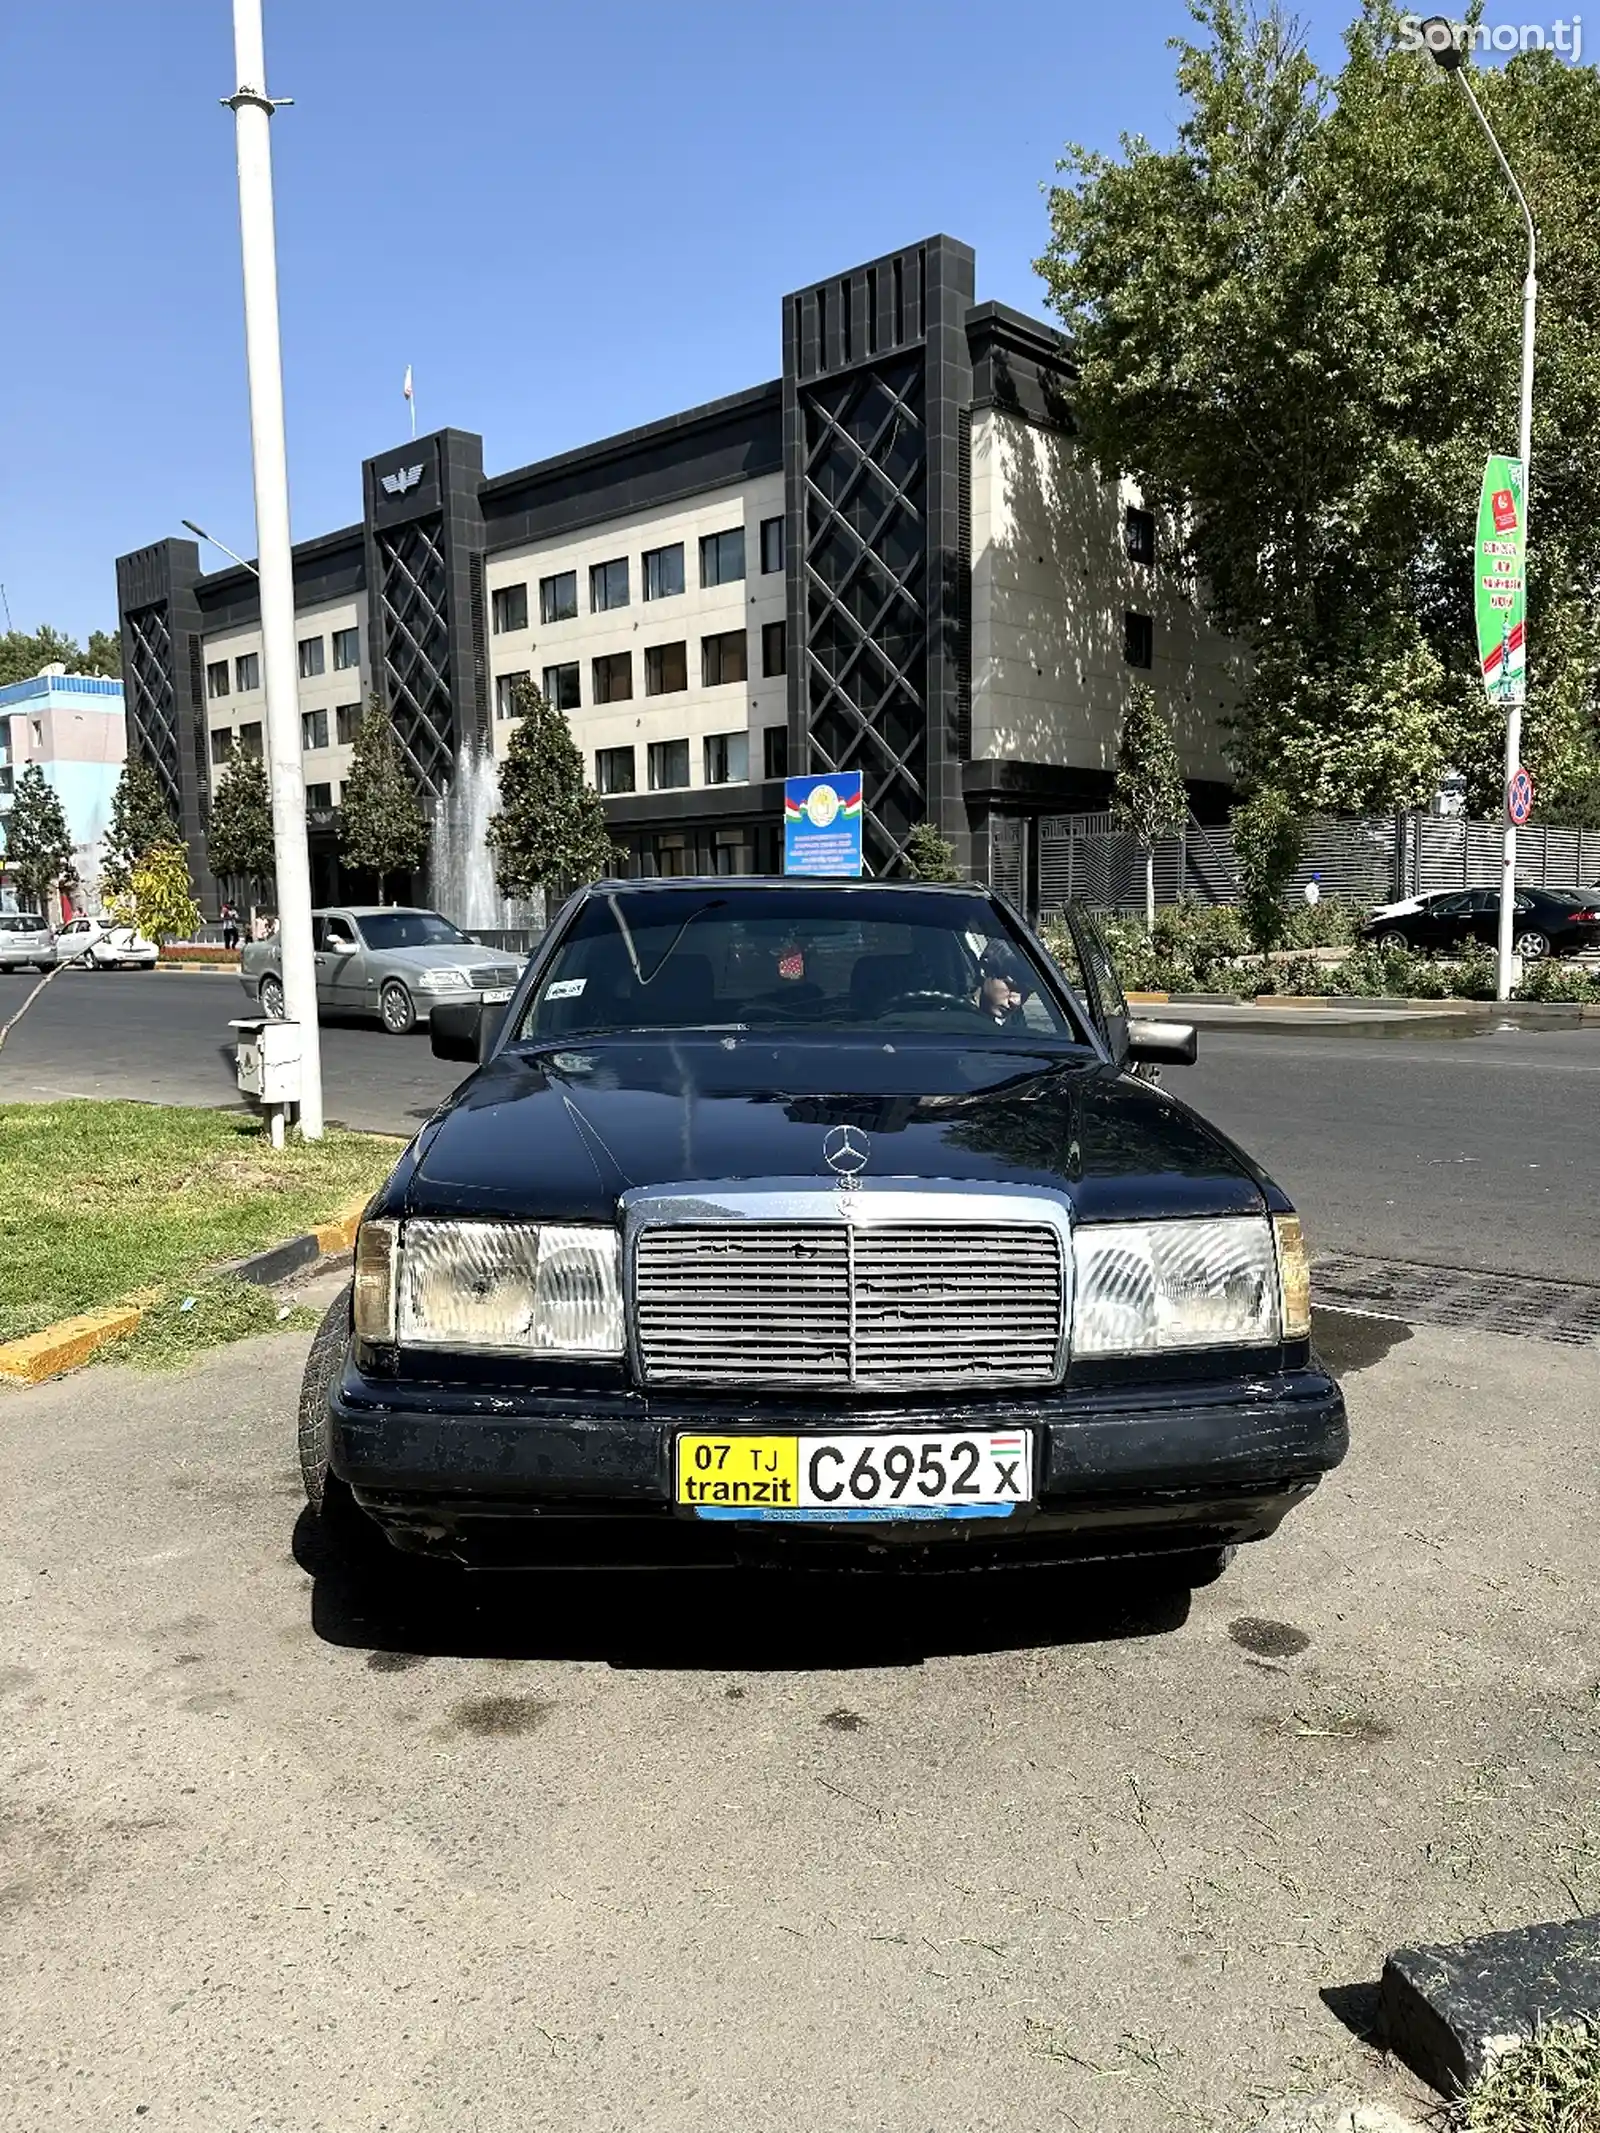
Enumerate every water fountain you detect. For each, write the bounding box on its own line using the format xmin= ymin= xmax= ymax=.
xmin=430 ymin=744 xmax=543 ymax=940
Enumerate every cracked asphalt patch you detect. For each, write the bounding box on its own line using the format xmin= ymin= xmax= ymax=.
xmin=3 ymin=1317 xmax=1596 ymax=2131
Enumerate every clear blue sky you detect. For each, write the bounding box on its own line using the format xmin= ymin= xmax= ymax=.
xmin=2 ymin=0 xmax=1360 ymax=642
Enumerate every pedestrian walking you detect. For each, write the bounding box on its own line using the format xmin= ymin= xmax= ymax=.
xmin=221 ymin=901 xmax=240 ymax=952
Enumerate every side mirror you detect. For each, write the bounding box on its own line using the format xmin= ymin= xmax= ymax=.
xmin=1127 ymin=1017 xmax=1198 ymax=1067
xmin=429 ymin=1000 xmax=507 ymax=1063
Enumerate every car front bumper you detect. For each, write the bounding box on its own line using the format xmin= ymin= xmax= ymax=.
xmin=327 ymin=1364 xmax=1348 ymax=1567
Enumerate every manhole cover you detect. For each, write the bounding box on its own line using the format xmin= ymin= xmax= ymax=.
xmin=1314 ymin=1254 xmax=1600 ymax=1345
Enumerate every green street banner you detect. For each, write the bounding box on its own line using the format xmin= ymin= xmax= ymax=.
xmin=1475 ymin=454 xmax=1526 ymax=706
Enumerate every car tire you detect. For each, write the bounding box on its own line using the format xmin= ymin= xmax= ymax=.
xmin=379 ymin=980 xmax=417 ymax=1036
xmin=259 ymin=973 xmax=286 ymax=1018
xmin=1376 ymin=929 xmax=1409 ymax=950
xmin=296 ymin=1282 xmax=389 ymax=1558
xmin=1514 ymin=929 xmax=1550 ymax=959
xmin=297 ymin=1283 xmax=351 ymax=1513
xmin=34 ymin=962 xmax=52 ymax=974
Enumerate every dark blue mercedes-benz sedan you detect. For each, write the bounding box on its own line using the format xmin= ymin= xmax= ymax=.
xmin=298 ymin=878 xmax=1345 ymax=1587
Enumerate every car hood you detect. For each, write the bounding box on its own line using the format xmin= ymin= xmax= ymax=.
xmin=402 ymin=1035 xmax=1275 ymax=1225
xmin=379 ymin=944 xmax=520 ymax=972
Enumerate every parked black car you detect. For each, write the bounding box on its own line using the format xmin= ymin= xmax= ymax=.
xmin=1362 ymin=885 xmax=1600 ymax=959
xmin=298 ymin=880 xmax=1346 ymax=1589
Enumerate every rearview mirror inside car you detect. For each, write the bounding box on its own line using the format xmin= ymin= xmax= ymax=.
xmin=1126 ymin=1017 xmax=1198 ymax=1067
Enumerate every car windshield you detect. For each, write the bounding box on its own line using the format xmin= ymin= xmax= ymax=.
xmin=0 ymin=915 xmax=44 ymax=933
xmin=354 ymin=911 xmax=470 ymax=951
xmin=514 ymin=886 xmax=1088 ymax=1043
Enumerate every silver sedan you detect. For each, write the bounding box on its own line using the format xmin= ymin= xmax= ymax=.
xmin=240 ymin=905 xmax=524 ymax=1035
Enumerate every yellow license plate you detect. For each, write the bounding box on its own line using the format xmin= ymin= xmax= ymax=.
xmin=675 ymin=1430 xmax=1031 ymax=1523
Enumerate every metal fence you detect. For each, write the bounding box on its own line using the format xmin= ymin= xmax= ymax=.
xmin=1032 ymin=810 xmax=1600 ymax=916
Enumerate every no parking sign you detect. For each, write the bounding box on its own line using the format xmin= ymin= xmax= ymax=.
xmin=1506 ymin=767 xmax=1533 ymax=826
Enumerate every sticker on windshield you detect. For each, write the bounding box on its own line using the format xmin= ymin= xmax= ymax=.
xmin=544 ymin=977 xmax=587 ymax=1001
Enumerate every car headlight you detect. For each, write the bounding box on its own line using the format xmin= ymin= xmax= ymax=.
xmin=1072 ymin=1215 xmax=1286 ymax=1353
xmin=413 ymin=968 xmax=468 ymax=991
xmin=355 ymin=1218 xmax=623 ymax=1354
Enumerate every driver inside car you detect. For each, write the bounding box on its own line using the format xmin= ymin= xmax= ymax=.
xmin=973 ymin=949 xmax=1031 ymax=1024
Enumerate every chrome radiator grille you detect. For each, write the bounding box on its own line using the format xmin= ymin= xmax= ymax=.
xmin=632 ymin=1219 xmax=1064 ymax=1388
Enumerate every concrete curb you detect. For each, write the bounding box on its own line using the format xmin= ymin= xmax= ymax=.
xmin=0 ymin=1306 xmax=145 ymax=1387
xmin=0 ymin=1196 xmax=369 ymax=1388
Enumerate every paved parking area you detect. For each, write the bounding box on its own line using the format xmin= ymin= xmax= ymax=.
xmin=5 ymin=1300 xmax=1598 ymax=2131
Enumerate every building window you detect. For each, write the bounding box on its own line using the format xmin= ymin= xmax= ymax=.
xmin=495 ymin=672 xmax=530 ymax=720
xmin=762 ymin=726 xmax=788 ymax=781
xmin=235 ymin=652 xmax=260 ymax=692
xmin=332 ymin=626 xmax=360 ymax=671
xmin=543 ymin=662 xmax=581 ymax=712
xmin=596 ymin=745 xmax=636 ymax=795
xmin=592 ymin=651 xmax=633 ymax=704
xmin=761 ymin=619 xmax=786 ymax=677
xmin=648 ymin=738 xmax=690 ymax=791
xmin=540 ymin=571 xmax=578 ymax=624
xmin=302 ymin=708 xmax=328 ymax=751
xmin=238 ymin=722 xmax=263 ymax=759
xmin=700 ymin=528 xmax=745 ymax=588
xmin=305 ymin=782 xmax=332 ymax=810
xmin=206 ymin=660 xmax=230 ymax=700
xmin=1124 ymin=506 xmax=1156 ymax=565
xmin=30 ymin=720 xmax=42 ymax=748
xmin=760 ymin=517 xmax=785 ymax=574
xmin=1123 ymin=611 xmax=1154 ymax=669
xmin=210 ymin=728 xmax=234 ymax=766
xmin=590 ymin=558 xmax=630 ymax=612
xmin=643 ymin=543 xmax=685 ymax=600
xmin=702 ymin=629 xmax=748 ymax=687
xmin=335 ymin=702 xmax=362 ymax=744
xmin=644 ymin=641 xmax=688 ymax=697
xmin=297 ymin=635 xmax=325 ymax=678
xmin=704 ymin=732 xmax=748 ymax=786
xmin=492 ymin=583 xmax=529 ymax=634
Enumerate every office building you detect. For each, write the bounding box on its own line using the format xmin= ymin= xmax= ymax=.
xmin=116 ymin=235 xmax=1240 ymax=917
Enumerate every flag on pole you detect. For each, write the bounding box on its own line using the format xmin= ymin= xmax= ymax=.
xmin=402 ymin=364 xmax=416 ymax=439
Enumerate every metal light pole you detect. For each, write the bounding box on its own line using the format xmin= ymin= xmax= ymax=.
xmin=1423 ymin=20 xmax=1536 ymax=1001
xmin=181 ymin=518 xmax=259 ymax=578
xmin=225 ymin=0 xmax=323 ymax=1134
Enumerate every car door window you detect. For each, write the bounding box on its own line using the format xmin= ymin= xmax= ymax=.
xmin=310 ymin=916 xmax=329 ymax=952
xmin=325 ymin=915 xmax=357 ymax=952
xmin=1058 ymin=904 xmax=1131 ymax=1065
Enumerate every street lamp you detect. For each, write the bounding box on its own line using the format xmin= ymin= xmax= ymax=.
xmin=1419 ymin=16 xmax=1536 ymax=1002
xmin=181 ymin=518 xmax=259 ymax=578
xmin=222 ymin=0 xmax=324 ymax=1138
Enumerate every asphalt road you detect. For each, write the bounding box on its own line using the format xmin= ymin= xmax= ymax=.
xmin=6 ymin=1288 xmax=1598 ymax=2130
xmin=3 ymin=968 xmax=1597 ymax=1279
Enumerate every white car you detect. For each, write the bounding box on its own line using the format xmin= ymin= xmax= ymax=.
xmin=0 ymin=913 xmax=56 ymax=972
xmin=53 ymin=915 xmax=160 ymax=971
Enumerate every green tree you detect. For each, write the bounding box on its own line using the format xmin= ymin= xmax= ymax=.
xmin=1232 ymin=786 xmax=1304 ymax=953
xmin=206 ymin=747 xmax=276 ymax=899
xmin=4 ymin=764 xmax=74 ymax=914
xmin=904 ymin=821 xmax=961 ymax=881
xmin=1035 ymin=2 xmax=1600 ymax=818
xmin=1110 ymin=682 xmax=1188 ymax=930
xmin=82 ymin=630 xmax=122 ymax=678
xmin=487 ymin=681 xmax=615 ymax=898
xmin=338 ymin=699 xmax=430 ymax=904
xmin=102 ymin=758 xmax=179 ymax=901
xmin=0 ymin=624 xmax=123 ymax=687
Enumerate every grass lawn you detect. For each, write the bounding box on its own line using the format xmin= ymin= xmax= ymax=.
xmin=0 ymin=1102 xmax=400 ymax=1343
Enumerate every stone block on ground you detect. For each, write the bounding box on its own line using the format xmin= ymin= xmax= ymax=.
xmin=1380 ymin=1914 xmax=1600 ymax=2095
